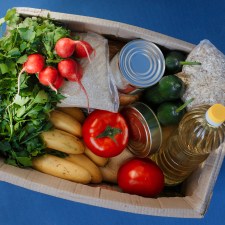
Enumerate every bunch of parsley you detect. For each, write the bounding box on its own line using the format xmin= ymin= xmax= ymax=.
xmin=0 ymin=9 xmax=72 ymax=167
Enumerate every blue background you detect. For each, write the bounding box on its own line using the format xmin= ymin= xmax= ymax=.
xmin=0 ymin=1 xmax=225 ymax=224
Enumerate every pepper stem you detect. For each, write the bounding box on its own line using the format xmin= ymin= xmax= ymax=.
xmin=176 ymin=98 xmax=194 ymax=113
xmin=96 ymin=125 xmax=122 ymax=144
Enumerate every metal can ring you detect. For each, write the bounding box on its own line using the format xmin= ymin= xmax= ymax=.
xmin=120 ymin=102 xmax=162 ymax=157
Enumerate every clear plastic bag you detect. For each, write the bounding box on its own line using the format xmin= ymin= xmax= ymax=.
xmin=177 ymin=40 xmax=225 ymax=110
xmin=57 ymin=32 xmax=119 ymax=112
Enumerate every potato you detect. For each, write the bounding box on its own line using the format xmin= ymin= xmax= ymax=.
xmin=119 ymin=93 xmax=141 ymax=106
xmin=99 ymin=148 xmax=133 ymax=183
xmin=65 ymin=154 xmax=103 ymax=183
xmin=41 ymin=129 xmax=84 ymax=154
xmin=57 ymin=107 xmax=85 ymax=124
xmin=32 ymin=154 xmax=91 ymax=184
xmin=84 ymin=145 xmax=109 ymax=167
xmin=100 ymin=165 xmax=118 ymax=184
xmin=50 ymin=110 xmax=82 ymax=137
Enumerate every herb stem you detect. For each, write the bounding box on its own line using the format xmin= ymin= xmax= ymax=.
xmin=46 ymin=58 xmax=62 ymax=64
xmin=12 ymin=28 xmax=19 ymax=48
xmin=7 ymin=106 xmax=14 ymax=140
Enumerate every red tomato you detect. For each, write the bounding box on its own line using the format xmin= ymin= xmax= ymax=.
xmin=117 ymin=158 xmax=164 ymax=197
xmin=82 ymin=110 xmax=129 ymax=157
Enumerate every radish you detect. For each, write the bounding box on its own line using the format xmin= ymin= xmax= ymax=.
xmin=55 ymin=38 xmax=76 ymax=58
xmin=53 ymin=74 xmax=64 ymax=89
xmin=7 ymin=53 xmax=45 ymax=109
xmin=58 ymin=58 xmax=90 ymax=111
xmin=58 ymin=58 xmax=83 ymax=80
xmin=17 ymin=53 xmax=45 ymax=95
xmin=38 ymin=66 xmax=59 ymax=92
xmin=74 ymin=40 xmax=94 ymax=60
xmin=55 ymin=38 xmax=94 ymax=62
xmin=23 ymin=54 xmax=45 ymax=74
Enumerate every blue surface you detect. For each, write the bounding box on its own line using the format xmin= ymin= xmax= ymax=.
xmin=0 ymin=1 xmax=225 ymax=224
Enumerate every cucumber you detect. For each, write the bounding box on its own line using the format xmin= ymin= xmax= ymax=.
xmin=156 ymin=98 xmax=194 ymax=126
xmin=165 ymin=50 xmax=201 ymax=74
xmin=157 ymin=101 xmax=186 ymax=126
xmin=143 ymin=75 xmax=185 ymax=105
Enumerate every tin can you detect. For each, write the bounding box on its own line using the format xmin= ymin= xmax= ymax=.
xmin=120 ymin=102 xmax=162 ymax=157
xmin=110 ymin=39 xmax=165 ymax=94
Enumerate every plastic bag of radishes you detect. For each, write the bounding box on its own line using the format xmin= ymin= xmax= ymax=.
xmin=57 ymin=32 xmax=119 ymax=112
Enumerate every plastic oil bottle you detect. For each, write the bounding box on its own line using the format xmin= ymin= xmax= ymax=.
xmin=152 ymin=104 xmax=225 ymax=186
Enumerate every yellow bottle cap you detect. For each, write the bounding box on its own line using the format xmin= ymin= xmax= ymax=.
xmin=207 ymin=104 xmax=225 ymax=126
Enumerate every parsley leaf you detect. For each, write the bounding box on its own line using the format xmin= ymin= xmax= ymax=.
xmin=0 ymin=9 xmax=70 ymax=167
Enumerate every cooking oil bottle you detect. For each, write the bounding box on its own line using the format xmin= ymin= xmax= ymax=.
xmin=152 ymin=104 xmax=225 ymax=186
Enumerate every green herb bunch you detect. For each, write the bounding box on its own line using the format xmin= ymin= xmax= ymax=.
xmin=0 ymin=8 xmax=71 ymax=167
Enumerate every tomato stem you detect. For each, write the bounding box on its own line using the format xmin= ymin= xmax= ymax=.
xmin=96 ymin=125 xmax=122 ymax=144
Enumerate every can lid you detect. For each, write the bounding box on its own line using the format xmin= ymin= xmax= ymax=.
xmin=206 ymin=104 xmax=225 ymax=127
xmin=120 ymin=102 xmax=162 ymax=157
xmin=119 ymin=39 xmax=165 ymax=88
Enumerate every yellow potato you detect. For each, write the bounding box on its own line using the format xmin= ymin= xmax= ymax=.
xmin=119 ymin=93 xmax=141 ymax=106
xmin=41 ymin=129 xmax=84 ymax=154
xmin=99 ymin=148 xmax=133 ymax=183
xmin=32 ymin=154 xmax=91 ymax=184
xmin=100 ymin=164 xmax=118 ymax=184
xmin=65 ymin=154 xmax=102 ymax=184
xmin=57 ymin=107 xmax=85 ymax=124
xmin=84 ymin=146 xmax=109 ymax=167
xmin=50 ymin=110 xmax=82 ymax=137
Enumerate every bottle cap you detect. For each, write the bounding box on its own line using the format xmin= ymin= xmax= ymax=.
xmin=206 ymin=104 xmax=225 ymax=127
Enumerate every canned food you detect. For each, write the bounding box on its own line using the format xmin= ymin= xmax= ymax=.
xmin=110 ymin=39 xmax=165 ymax=94
xmin=120 ymin=102 xmax=162 ymax=157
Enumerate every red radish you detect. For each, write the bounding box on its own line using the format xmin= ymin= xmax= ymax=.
xmin=23 ymin=54 xmax=45 ymax=74
xmin=17 ymin=53 xmax=45 ymax=95
xmin=74 ymin=40 xmax=94 ymax=60
xmin=8 ymin=53 xmax=45 ymax=109
xmin=58 ymin=58 xmax=90 ymax=111
xmin=38 ymin=66 xmax=58 ymax=92
xmin=53 ymin=74 xmax=64 ymax=89
xmin=55 ymin=38 xmax=94 ymax=62
xmin=55 ymin=38 xmax=76 ymax=58
xmin=58 ymin=58 xmax=82 ymax=80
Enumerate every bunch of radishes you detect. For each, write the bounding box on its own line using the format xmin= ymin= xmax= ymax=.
xmin=19 ymin=38 xmax=94 ymax=109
